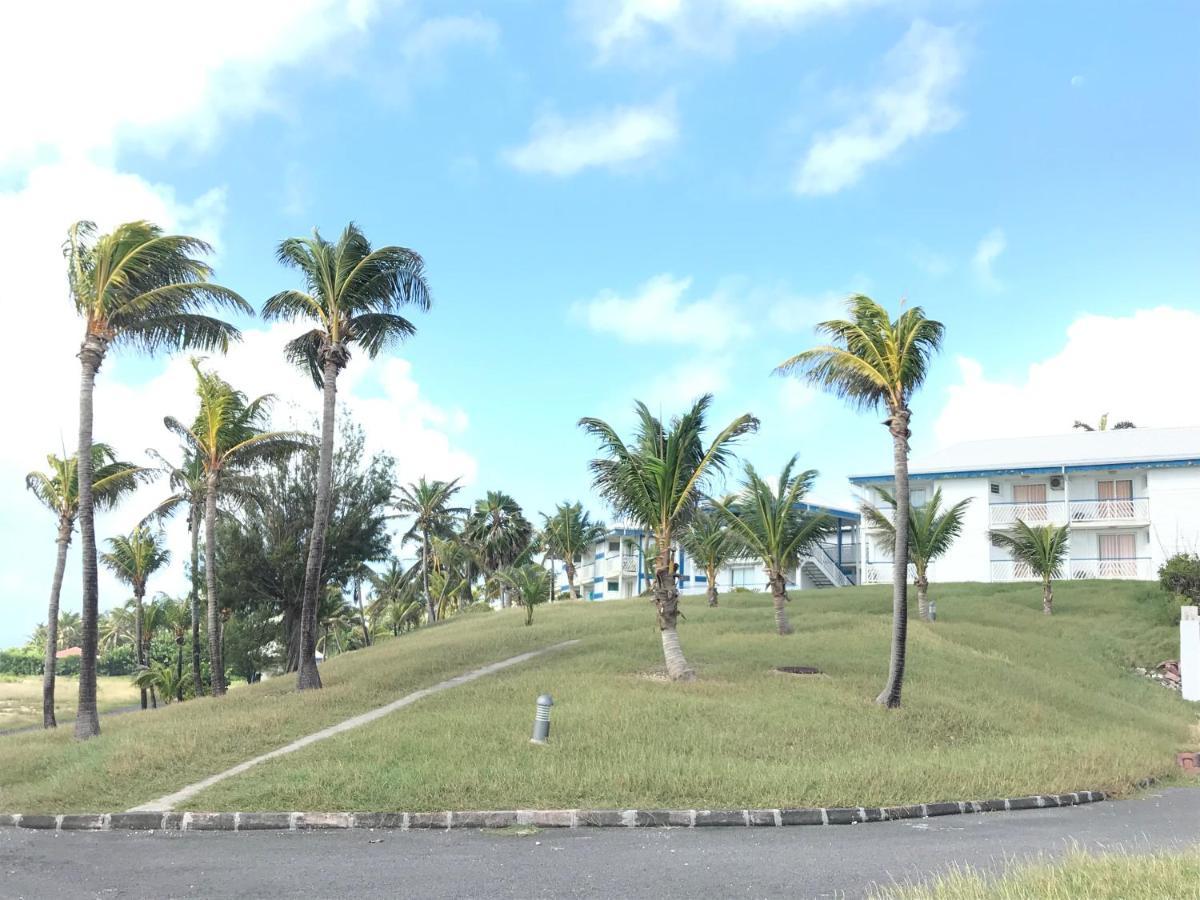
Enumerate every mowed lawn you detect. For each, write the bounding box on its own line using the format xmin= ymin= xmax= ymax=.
xmin=0 ymin=675 xmax=141 ymax=733
xmin=1 ymin=582 xmax=1196 ymax=814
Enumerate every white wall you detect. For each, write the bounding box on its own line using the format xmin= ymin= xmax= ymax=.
xmin=927 ymin=477 xmax=992 ymax=582
xmin=1148 ymin=467 xmax=1200 ymax=568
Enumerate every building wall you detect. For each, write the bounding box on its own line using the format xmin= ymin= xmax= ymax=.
xmin=1147 ymin=467 xmax=1200 ymax=568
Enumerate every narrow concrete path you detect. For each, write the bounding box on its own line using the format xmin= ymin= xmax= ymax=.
xmin=129 ymin=640 xmax=580 ymax=813
xmin=8 ymin=788 xmax=1198 ymax=899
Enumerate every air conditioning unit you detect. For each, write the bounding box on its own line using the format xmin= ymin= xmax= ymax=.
xmin=1050 ymin=476 xmax=1064 ymax=490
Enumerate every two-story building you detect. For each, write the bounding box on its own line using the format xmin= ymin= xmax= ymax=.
xmin=850 ymin=427 xmax=1200 ymax=584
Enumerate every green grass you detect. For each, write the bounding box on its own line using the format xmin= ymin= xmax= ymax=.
xmin=0 ymin=581 xmax=1195 ymax=814
xmin=0 ymin=675 xmax=141 ymax=732
xmin=879 ymin=846 xmax=1200 ymax=899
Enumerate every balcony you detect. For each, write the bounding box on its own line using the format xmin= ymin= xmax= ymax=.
xmin=988 ymin=501 xmax=1067 ymax=528
xmin=1070 ymin=557 xmax=1153 ymax=580
xmin=990 ymin=559 xmax=1040 ymax=582
xmin=1068 ymin=498 xmax=1149 ymax=525
xmin=862 ymin=561 xmax=916 ymax=584
xmin=603 ymin=555 xmax=640 ymax=577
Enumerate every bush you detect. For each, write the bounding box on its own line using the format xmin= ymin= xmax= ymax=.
xmin=0 ymin=648 xmax=42 ymax=676
xmin=98 ymin=645 xmax=137 ymax=676
xmin=1158 ymin=553 xmax=1200 ymax=604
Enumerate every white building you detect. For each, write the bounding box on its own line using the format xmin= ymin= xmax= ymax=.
xmin=851 ymin=427 xmax=1200 ymax=584
xmin=555 ymin=505 xmax=862 ymax=600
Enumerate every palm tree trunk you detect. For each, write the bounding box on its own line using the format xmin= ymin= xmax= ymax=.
xmin=205 ymin=471 xmax=227 ymax=696
xmin=876 ymin=407 xmax=911 ymax=709
xmin=135 ymin=586 xmax=147 ymax=710
xmin=422 ymin=529 xmax=435 ymax=624
xmin=706 ymin=565 xmax=718 ymax=607
xmin=297 ymin=354 xmax=341 ymax=691
xmin=149 ymin=684 xmax=158 ymax=709
xmin=566 ymin=562 xmax=577 ymax=600
xmin=1042 ymin=579 xmax=1053 ymax=615
xmin=74 ymin=336 xmax=106 ymax=740
xmin=770 ymin=572 xmax=793 ymax=635
xmin=42 ymin=520 xmax=72 ymax=729
xmin=175 ymin=639 xmax=184 ymax=702
xmin=355 ymin=579 xmax=371 ymax=647
xmin=916 ymin=573 xmax=930 ymax=622
xmin=189 ymin=506 xmax=204 ymax=697
xmin=653 ymin=541 xmax=694 ymax=681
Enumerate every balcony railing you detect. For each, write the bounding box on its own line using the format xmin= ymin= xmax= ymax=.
xmin=1069 ymin=498 xmax=1149 ymax=523
xmin=862 ymin=561 xmax=916 ymax=584
xmin=1070 ymin=557 xmax=1152 ymax=580
xmin=603 ymin=555 xmax=639 ymax=577
xmin=988 ymin=501 xmax=1067 ymax=527
xmin=990 ymin=559 xmax=1040 ymax=582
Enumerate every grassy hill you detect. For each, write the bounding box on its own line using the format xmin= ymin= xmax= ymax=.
xmin=1 ymin=581 xmax=1196 ymax=814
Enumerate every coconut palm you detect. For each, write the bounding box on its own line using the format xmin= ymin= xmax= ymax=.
xmin=862 ymin=487 xmax=971 ymax=621
xmin=541 ymin=502 xmax=606 ymax=601
xmin=679 ymin=508 xmax=742 ymax=608
xmin=164 ymin=360 xmax=307 ymax=696
xmin=776 ymin=295 xmax=944 ymax=708
xmin=989 ymin=520 xmax=1070 ymax=615
xmin=55 ymin=611 xmax=83 ymax=650
xmin=265 ymin=223 xmax=432 ymax=690
xmin=153 ymin=594 xmax=191 ymax=701
xmin=496 ymin=563 xmax=552 ymax=626
xmin=1073 ymin=414 xmax=1135 ymax=432
xmin=581 ymin=395 xmax=758 ymax=680
xmin=25 ymin=444 xmax=145 ymax=728
xmin=396 ymin=478 xmax=466 ymax=624
xmin=430 ymin=537 xmax=476 ymax=616
xmin=100 ymin=526 xmax=170 ymax=710
xmin=711 ymin=458 xmax=832 ymax=635
xmin=465 ymin=492 xmax=534 ymax=609
xmin=368 ymin=560 xmax=423 ymax=636
xmin=99 ymin=605 xmax=135 ymax=653
xmin=65 ymin=219 xmax=249 ymax=739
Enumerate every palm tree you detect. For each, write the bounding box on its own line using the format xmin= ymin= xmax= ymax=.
xmin=679 ymin=508 xmax=741 ymax=608
xmin=465 ymin=492 xmax=534 ymax=609
xmin=25 ymin=444 xmax=144 ymax=726
xmin=154 ymin=594 xmax=191 ymax=701
xmin=98 ymin=605 xmax=135 ymax=653
xmin=56 ymin=611 xmax=83 ymax=650
xmin=368 ymin=560 xmax=423 ymax=636
xmin=265 ymin=223 xmax=432 ymax=690
xmin=164 ymin=360 xmax=307 ymax=696
xmin=776 ymin=295 xmax=944 ymax=708
xmin=862 ymin=487 xmax=971 ymax=621
xmin=989 ymin=520 xmax=1070 ymax=615
xmin=65 ymin=219 xmax=248 ymax=739
xmin=711 ymin=458 xmax=831 ymax=635
xmin=101 ymin=526 xmax=170 ymax=710
xmin=497 ymin=563 xmax=552 ymax=626
xmin=541 ymin=502 xmax=606 ymax=600
xmin=1073 ymin=414 xmax=1135 ymax=431
xmin=396 ymin=478 xmax=466 ymax=624
xmin=581 ymin=395 xmax=758 ymax=680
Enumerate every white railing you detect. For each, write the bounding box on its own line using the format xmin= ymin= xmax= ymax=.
xmin=621 ymin=556 xmax=639 ymax=574
xmin=863 ymin=561 xmax=917 ymax=584
xmin=604 ymin=555 xmax=640 ymax=577
xmin=988 ymin=501 xmax=1068 ymax=527
xmin=1070 ymin=557 xmax=1153 ymax=580
xmin=800 ymin=548 xmax=852 ymax=588
xmin=1069 ymin=498 xmax=1150 ymax=523
xmin=990 ymin=559 xmax=1040 ymax=582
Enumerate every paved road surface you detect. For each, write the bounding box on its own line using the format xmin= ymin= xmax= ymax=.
xmin=2 ymin=789 xmax=1197 ymax=899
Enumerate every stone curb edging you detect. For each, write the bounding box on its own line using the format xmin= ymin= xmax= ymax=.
xmin=1 ymin=791 xmax=1108 ymax=833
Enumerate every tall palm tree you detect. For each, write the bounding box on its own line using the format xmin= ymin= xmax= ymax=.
xmin=465 ymin=491 xmax=534 ymax=609
xmin=711 ymin=458 xmax=831 ymax=635
xmin=164 ymin=360 xmax=307 ymax=696
xmin=776 ymin=295 xmax=944 ymax=708
xmin=496 ymin=563 xmax=551 ymax=626
xmin=581 ymin=395 xmax=758 ymax=680
xmin=862 ymin=487 xmax=971 ymax=621
xmin=65 ymin=220 xmax=248 ymax=739
xmin=1073 ymin=414 xmax=1135 ymax=431
xmin=101 ymin=526 xmax=170 ymax=710
xmin=989 ymin=520 xmax=1070 ymax=615
xmin=265 ymin=223 xmax=432 ymax=690
xmin=396 ymin=478 xmax=466 ymax=624
xmin=98 ymin=605 xmax=135 ymax=653
xmin=679 ymin=507 xmax=741 ymax=608
xmin=55 ymin=611 xmax=83 ymax=650
xmin=541 ymin=502 xmax=606 ymax=600
xmin=26 ymin=443 xmax=144 ymax=728
xmin=154 ymin=594 xmax=191 ymax=701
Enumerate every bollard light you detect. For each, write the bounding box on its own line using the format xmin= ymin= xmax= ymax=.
xmin=530 ymin=693 xmax=554 ymax=745
xmin=928 ymin=599 xmax=937 ymax=621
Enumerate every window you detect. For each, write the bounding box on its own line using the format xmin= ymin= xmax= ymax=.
xmin=910 ymin=488 xmax=927 ymax=508
xmin=1096 ymin=479 xmax=1134 ymax=519
xmin=608 ymin=541 xmax=620 ymax=553
xmin=730 ymin=566 xmax=756 ymax=587
xmin=1013 ymin=483 xmax=1047 ymax=503
xmin=1012 ymin=483 xmax=1048 ymax=520
xmin=606 ymin=580 xmax=619 ymax=593
xmin=1099 ymin=532 xmax=1137 ymax=577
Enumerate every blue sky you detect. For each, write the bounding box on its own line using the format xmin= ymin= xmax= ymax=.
xmin=1 ymin=0 xmax=1198 ymax=648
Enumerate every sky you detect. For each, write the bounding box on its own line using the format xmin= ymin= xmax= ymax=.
xmin=1 ymin=0 xmax=1198 ymax=648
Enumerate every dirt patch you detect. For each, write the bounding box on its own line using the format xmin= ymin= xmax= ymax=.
xmin=774 ymin=666 xmax=824 ymax=676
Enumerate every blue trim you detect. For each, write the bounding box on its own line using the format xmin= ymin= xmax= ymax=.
xmin=590 ymin=591 xmax=603 ymax=600
xmin=794 ymin=500 xmax=861 ymax=522
xmin=851 ymin=456 xmax=1200 ymax=484
xmin=593 ymin=576 xmax=604 ymax=583
xmin=594 ymin=551 xmax=604 ymax=559
xmin=694 ymin=575 xmax=707 ymax=583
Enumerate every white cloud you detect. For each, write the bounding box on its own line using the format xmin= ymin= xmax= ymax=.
xmin=933 ymin=307 xmax=1200 ymax=448
xmin=573 ymin=274 xmax=752 ymax=348
xmin=1070 ymin=74 xmax=1085 ymax=88
xmin=972 ymin=228 xmax=1006 ymax=290
xmin=399 ymin=13 xmax=499 ymax=66
xmin=504 ymin=100 xmax=678 ymax=177
xmin=793 ymin=21 xmax=964 ymax=196
xmin=642 ymin=358 xmax=734 ymax=409
xmin=576 ymin=0 xmax=882 ymax=60
xmin=767 ymin=290 xmax=846 ymax=333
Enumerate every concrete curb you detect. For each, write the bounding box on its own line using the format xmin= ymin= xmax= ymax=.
xmin=0 ymin=791 xmax=1109 ymax=832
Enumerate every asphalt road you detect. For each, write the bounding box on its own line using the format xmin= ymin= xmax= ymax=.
xmin=2 ymin=789 xmax=1197 ymax=899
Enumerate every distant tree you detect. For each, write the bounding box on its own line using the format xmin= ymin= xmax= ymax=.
xmin=581 ymin=395 xmax=758 ymax=680
xmin=101 ymin=526 xmax=170 ymax=709
xmin=64 ymin=219 xmax=248 ymax=739
xmin=712 ymin=458 xmax=831 ymax=635
xmin=679 ymin=508 xmax=741 ymax=607
xmin=989 ymin=520 xmax=1070 ymax=615
xmin=497 ymin=563 xmax=552 ymax=626
xmin=396 ymin=478 xmax=466 ymax=623
xmin=465 ymin=492 xmax=534 ymax=609
xmin=1073 ymin=414 xmax=1135 ymax=432
xmin=1158 ymin=553 xmax=1200 ymax=604
xmin=862 ymin=487 xmax=972 ymax=621
xmin=776 ymin=295 xmax=944 ymax=708
xmin=265 ymin=223 xmax=431 ymax=691
xmin=98 ymin=605 xmax=135 ymax=653
xmin=25 ymin=444 xmax=144 ymax=728
xmin=368 ymin=560 xmax=423 ymax=636
xmin=540 ymin=502 xmax=606 ymax=601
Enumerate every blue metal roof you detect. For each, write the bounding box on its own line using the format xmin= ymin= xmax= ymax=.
xmin=850 ymin=456 xmax=1200 ymax=485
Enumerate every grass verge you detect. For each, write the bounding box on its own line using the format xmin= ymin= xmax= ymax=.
xmin=0 ymin=675 xmax=141 ymax=732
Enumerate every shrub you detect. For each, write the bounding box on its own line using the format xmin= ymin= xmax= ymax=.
xmin=1158 ymin=552 xmax=1200 ymax=604
xmin=0 ymin=648 xmax=42 ymax=676
xmin=97 ymin=645 xmax=137 ymax=676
